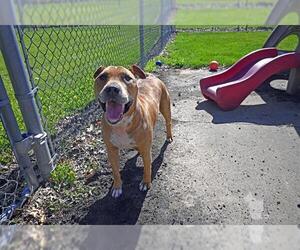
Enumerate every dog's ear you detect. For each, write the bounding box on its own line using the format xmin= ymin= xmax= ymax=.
xmin=130 ymin=64 xmax=146 ymax=79
xmin=93 ymin=66 xmax=105 ymax=79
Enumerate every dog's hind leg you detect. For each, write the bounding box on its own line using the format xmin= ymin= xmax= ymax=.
xmin=159 ymin=85 xmax=173 ymax=143
xmin=139 ymin=146 xmax=153 ymax=191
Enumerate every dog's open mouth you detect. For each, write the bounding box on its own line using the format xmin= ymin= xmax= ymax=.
xmin=100 ymin=100 xmax=131 ymax=124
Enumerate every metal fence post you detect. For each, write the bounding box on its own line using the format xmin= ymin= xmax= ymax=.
xmin=160 ymin=25 xmax=165 ymax=51
xmin=160 ymin=0 xmax=171 ymax=51
xmin=0 ymin=76 xmax=39 ymax=191
xmin=0 ymin=26 xmax=54 ymax=181
xmin=0 ymin=0 xmax=17 ymax=24
xmin=139 ymin=0 xmax=145 ymax=68
xmin=16 ymin=26 xmax=55 ymax=157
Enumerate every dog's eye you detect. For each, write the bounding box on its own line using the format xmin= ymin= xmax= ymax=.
xmin=98 ymin=73 xmax=108 ymax=81
xmin=123 ymin=75 xmax=133 ymax=84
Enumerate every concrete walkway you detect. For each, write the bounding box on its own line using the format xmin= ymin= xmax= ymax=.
xmin=138 ymin=68 xmax=300 ymax=225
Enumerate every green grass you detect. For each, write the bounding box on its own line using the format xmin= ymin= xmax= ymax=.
xmin=50 ymin=163 xmax=76 ymax=188
xmin=173 ymin=8 xmax=298 ymax=25
xmin=145 ymin=31 xmax=299 ymax=70
xmin=173 ymin=0 xmax=298 ymax=25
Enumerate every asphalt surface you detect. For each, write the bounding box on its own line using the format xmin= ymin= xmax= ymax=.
xmin=80 ymin=68 xmax=300 ymax=225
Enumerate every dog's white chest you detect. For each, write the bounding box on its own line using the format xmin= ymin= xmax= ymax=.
xmin=110 ymin=128 xmax=135 ymax=149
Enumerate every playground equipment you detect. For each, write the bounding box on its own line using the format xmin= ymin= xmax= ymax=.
xmin=200 ymin=25 xmax=300 ymax=111
xmin=266 ymin=0 xmax=300 ymax=25
xmin=264 ymin=26 xmax=300 ymax=95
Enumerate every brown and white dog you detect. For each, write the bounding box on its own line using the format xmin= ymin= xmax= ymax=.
xmin=94 ymin=65 xmax=173 ymax=198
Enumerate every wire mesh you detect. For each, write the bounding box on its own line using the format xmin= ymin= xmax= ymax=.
xmin=0 ymin=161 xmax=22 ymax=224
xmin=13 ymin=0 xmax=176 ymax=25
xmin=17 ymin=25 xmax=170 ymax=137
xmin=0 ymin=125 xmax=28 ymax=224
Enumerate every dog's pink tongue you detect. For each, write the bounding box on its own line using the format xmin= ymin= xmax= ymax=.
xmin=106 ymin=101 xmax=124 ymax=123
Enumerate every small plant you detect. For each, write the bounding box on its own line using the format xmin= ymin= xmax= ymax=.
xmin=50 ymin=162 xmax=76 ymax=188
xmin=0 ymin=150 xmax=13 ymax=166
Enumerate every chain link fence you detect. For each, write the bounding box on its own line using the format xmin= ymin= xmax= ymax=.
xmin=0 ymin=21 xmax=174 ymax=223
xmin=17 ymin=24 xmax=174 ymax=141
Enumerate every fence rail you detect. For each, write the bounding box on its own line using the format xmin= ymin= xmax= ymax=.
xmin=0 ymin=1 xmax=174 ymax=224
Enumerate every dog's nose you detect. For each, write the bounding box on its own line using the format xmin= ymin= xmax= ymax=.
xmin=106 ymin=86 xmax=120 ymax=95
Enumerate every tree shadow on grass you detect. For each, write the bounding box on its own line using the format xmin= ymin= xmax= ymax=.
xmin=79 ymin=140 xmax=170 ymax=225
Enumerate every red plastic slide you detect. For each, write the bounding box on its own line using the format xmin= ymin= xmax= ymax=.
xmin=200 ymin=48 xmax=300 ymax=111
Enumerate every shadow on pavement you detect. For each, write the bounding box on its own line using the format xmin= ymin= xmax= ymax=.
xmin=196 ymin=83 xmax=300 ymax=136
xmin=79 ymin=141 xmax=170 ymax=225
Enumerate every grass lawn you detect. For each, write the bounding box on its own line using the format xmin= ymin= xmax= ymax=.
xmin=145 ymin=31 xmax=299 ymax=70
xmin=173 ymin=8 xmax=298 ymax=25
xmin=173 ymin=0 xmax=298 ymax=25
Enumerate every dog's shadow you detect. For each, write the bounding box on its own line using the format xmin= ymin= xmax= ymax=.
xmin=79 ymin=141 xmax=170 ymax=225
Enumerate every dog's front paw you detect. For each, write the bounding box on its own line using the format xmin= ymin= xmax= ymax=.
xmin=139 ymin=181 xmax=151 ymax=192
xmin=111 ymin=187 xmax=123 ymax=198
xmin=166 ymin=137 xmax=173 ymax=143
